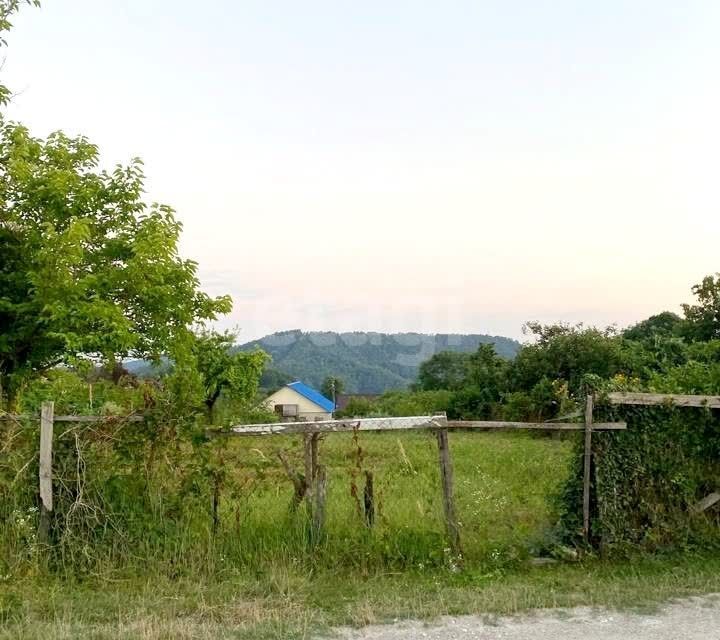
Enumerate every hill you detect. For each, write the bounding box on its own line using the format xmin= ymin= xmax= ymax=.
xmin=238 ymin=330 xmax=521 ymax=394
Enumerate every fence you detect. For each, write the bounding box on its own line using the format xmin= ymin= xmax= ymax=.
xmin=4 ymin=391 xmax=718 ymax=554
xmin=219 ymin=400 xmax=628 ymax=553
xmin=0 ymin=402 xmax=144 ymax=544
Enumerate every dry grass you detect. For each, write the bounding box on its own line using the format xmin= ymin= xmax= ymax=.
xmin=4 ymin=555 xmax=720 ymax=639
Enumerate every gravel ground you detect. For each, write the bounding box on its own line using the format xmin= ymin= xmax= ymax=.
xmin=337 ymin=595 xmax=720 ymax=640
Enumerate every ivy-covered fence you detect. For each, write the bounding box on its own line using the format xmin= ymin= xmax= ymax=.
xmin=560 ymin=392 xmax=720 ymax=554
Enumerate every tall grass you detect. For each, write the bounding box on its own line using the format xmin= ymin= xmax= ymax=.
xmin=5 ymin=428 xmax=720 ymax=639
xmin=2 ymin=428 xmax=573 ymax=579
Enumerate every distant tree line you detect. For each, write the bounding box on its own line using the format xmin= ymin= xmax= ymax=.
xmin=336 ymin=275 xmax=720 ymax=421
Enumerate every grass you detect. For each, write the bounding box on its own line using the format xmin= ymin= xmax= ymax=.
xmin=214 ymin=430 xmax=573 ymax=569
xmin=3 ymin=431 xmax=720 ymax=638
xmin=4 ymin=555 xmax=720 ymax=639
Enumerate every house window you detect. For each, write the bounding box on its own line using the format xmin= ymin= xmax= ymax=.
xmin=275 ymin=404 xmax=299 ymax=418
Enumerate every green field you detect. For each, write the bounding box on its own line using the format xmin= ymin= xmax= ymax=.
xmin=4 ymin=431 xmax=720 ymax=639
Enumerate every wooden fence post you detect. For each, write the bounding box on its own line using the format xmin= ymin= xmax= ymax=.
xmin=303 ymin=434 xmax=314 ymax=504
xmin=310 ymin=433 xmax=319 ymax=481
xmin=363 ymin=470 xmax=375 ymax=528
xmin=436 ymin=427 xmax=461 ymax=557
xmin=38 ymin=400 xmax=54 ymax=544
xmin=312 ymin=466 xmax=328 ymax=542
xmin=582 ymin=394 xmax=594 ymax=544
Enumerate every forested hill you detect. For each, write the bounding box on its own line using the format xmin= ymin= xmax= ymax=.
xmin=237 ymin=330 xmax=521 ymax=394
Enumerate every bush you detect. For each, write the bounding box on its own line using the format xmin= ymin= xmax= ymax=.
xmin=378 ymin=390 xmax=453 ymax=417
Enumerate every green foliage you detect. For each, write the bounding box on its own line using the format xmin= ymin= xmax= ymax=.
xmin=334 ymin=395 xmax=379 ymax=417
xmin=415 ymin=337 xmax=579 ymax=421
xmin=447 ymin=344 xmax=511 ymax=419
xmin=682 ymin=274 xmax=720 ymax=342
xmin=18 ymin=368 xmax=148 ymax=415
xmin=334 ymin=389 xmax=453 ymax=418
xmin=0 ymin=123 xmax=231 ymax=407
xmin=560 ymin=401 xmax=720 ymax=554
xmin=501 ymin=379 xmax=571 ymax=422
xmin=192 ymin=330 xmax=267 ymax=421
xmin=416 ymin=351 xmax=471 ymax=391
xmin=623 ymin=311 xmax=683 ymax=342
xmin=0 ymin=1 xmax=38 ymax=41
xmin=557 ymin=362 xmax=720 ymax=553
xmin=377 ymin=389 xmax=453 ymax=417
xmin=510 ymin=322 xmax=625 ymax=397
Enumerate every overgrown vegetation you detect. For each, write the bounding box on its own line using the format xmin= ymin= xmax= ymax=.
xmin=2 ymin=2 xmax=720 ymax=637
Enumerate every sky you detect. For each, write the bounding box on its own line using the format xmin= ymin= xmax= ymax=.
xmin=3 ymin=0 xmax=720 ymax=342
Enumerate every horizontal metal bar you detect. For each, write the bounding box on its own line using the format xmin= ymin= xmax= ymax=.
xmin=225 ymin=415 xmax=447 ymax=436
xmin=606 ymin=392 xmax=720 ymax=408
xmin=221 ymin=414 xmax=626 ymax=436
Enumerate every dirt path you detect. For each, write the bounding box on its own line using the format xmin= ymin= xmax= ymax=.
xmin=337 ymin=595 xmax=720 ymax=640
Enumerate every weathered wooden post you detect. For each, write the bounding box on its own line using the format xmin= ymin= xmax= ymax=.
xmin=582 ymin=394 xmax=594 ymax=544
xmin=312 ymin=466 xmax=328 ymax=541
xmin=303 ymin=434 xmax=314 ymax=503
xmin=303 ymin=432 xmax=328 ymax=542
xmin=435 ymin=414 xmax=461 ymax=557
xmin=38 ymin=400 xmax=54 ymax=544
xmin=363 ymin=470 xmax=375 ymax=528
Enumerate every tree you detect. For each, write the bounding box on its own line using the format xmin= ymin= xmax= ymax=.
xmin=192 ymin=330 xmax=268 ymax=422
xmin=446 ymin=344 xmax=509 ymax=419
xmin=465 ymin=343 xmax=509 ymax=390
xmin=321 ymin=376 xmax=344 ymax=404
xmin=623 ymin=311 xmax=683 ymax=342
xmin=509 ymin=322 xmax=624 ymax=397
xmin=415 ymin=351 xmax=471 ymax=391
xmin=682 ymin=274 xmax=720 ymax=342
xmin=0 ymin=122 xmax=231 ymax=408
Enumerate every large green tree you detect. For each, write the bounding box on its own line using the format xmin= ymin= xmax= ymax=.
xmin=0 ymin=124 xmax=231 ymax=407
xmin=0 ymin=0 xmax=234 ymax=409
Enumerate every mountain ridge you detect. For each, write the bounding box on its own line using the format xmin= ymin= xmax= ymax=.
xmin=238 ymin=330 xmax=521 ymax=394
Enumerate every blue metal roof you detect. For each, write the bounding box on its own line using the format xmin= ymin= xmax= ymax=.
xmin=287 ymin=381 xmax=335 ymax=412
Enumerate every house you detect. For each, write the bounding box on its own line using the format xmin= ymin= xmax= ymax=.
xmin=264 ymin=381 xmax=335 ymax=420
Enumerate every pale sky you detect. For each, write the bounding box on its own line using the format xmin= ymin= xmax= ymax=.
xmin=4 ymin=1 xmax=720 ymax=341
